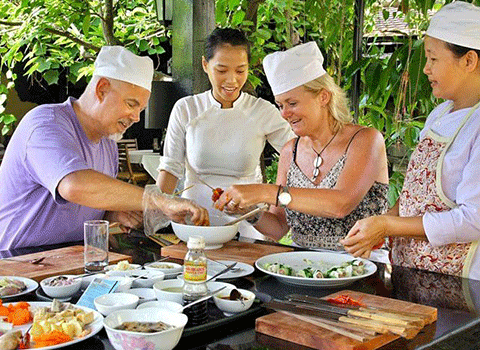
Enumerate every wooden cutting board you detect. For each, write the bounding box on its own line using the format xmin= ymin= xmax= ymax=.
xmin=255 ymin=290 xmax=437 ymax=350
xmin=161 ymin=240 xmax=294 ymax=266
xmin=0 ymin=245 xmax=132 ymax=282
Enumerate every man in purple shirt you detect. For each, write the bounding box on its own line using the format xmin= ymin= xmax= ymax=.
xmin=0 ymin=46 xmax=209 ymax=250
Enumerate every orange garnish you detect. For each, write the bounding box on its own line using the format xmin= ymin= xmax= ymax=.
xmin=33 ymin=330 xmax=72 ymax=348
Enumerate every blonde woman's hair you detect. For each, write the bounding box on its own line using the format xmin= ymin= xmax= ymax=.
xmin=303 ymin=74 xmax=352 ymax=131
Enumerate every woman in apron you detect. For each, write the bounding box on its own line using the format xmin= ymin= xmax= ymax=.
xmin=342 ymin=1 xmax=480 ymax=284
xmin=156 ymin=28 xmax=294 ymax=240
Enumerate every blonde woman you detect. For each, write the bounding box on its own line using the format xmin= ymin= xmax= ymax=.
xmin=215 ymin=42 xmax=389 ymax=249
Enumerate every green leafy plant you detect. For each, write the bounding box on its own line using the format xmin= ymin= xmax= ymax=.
xmin=0 ymin=0 xmax=168 ymax=137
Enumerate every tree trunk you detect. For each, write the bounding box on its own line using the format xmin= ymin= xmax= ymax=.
xmin=102 ymin=0 xmax=121 ymax=45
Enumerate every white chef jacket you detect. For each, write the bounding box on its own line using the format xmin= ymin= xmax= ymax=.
xmin=421 ymin=101 xmax=480 ymax=280
xmin=159 ymin=90 xmax=295 ymax=239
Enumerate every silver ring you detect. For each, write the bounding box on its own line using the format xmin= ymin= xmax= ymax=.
xmin=230 ymin=200 xmax=238 ymax=206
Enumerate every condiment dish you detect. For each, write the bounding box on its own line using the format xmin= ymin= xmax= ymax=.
xmin=130 ymin=270 xmax=165 ymax=288
xmin=144 ymin=262 xmax=183 ymax=277
xmin=213 ymin=288 xmax=255 ymax=316
xmin=153 ymin=279 xmax=184 ymax=304
xmin=104 ymin=261 xmax=142 ymax=274
xmin=136 ymin=300 xmax=184 ymax=313
xmin=126 ymin=288 xmax=157 ymax=304
xmin=104 ymin=308 xmax=188 ymax=350
xmin=94 ymin=292 xmax=139 ymax=316
xmin=40 ymin=274 xmax=82 ymax=299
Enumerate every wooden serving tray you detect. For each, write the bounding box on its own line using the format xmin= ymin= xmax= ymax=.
xmin=0 ymin=245 xmax=132 ymax=282
xmin=255 ymin=290 xmax=437 ymax=350
xmin=161 ymin=240 xmax=294 ymax=266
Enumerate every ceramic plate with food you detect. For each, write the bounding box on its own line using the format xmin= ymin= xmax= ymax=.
xmin=255 ymin=251 xmax=377 ymax=287
xmin=1 ymin=300 xmax=103 ymax=349
xmin=0 ymin=276 xmax=39 ymax=300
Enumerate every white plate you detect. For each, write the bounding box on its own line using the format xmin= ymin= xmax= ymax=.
xmin=255 ymin=251 xmax=377 ymax=287
xmin=6 ymin=301 xmax=103 ymax=349
xmin=207 ymin=260 xmax=255 ymax=279
xmin=0 ymin=276 xmax=39 ymax=300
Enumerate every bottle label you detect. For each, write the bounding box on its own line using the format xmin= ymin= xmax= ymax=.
xmin=184 ymin=261 xmax=207 ymax=282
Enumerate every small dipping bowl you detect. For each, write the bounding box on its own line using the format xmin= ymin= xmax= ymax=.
xmin=144 ymin=262 xmax=183 ymax=278
xmin=130 ymin=270 xmax=165 ymax=288
xmin=94 ymin=292 xmax=139 ymax=316
xmin=40 ymin=275 xmax=82 ymax=299
xmin=213 ymin=288 xmax=255 ymax=316
xmin=137 ymin=300 xmax=184 ymax=313
xmin=126 ymin=288 xmax=157 ymax=304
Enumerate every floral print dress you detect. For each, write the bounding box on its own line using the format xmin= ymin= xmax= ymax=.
xmin=285 ymin=134 xmax=389 ymax=249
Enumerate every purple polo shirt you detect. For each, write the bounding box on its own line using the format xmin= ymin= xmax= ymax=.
xmin=0 ymin=98 xmax=118 ymax=249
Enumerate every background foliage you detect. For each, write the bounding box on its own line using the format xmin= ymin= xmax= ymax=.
xmin=0 ymin=0 xmax=167 ymax=136
xmin=3 ymin=0 xmax=480 ymax=204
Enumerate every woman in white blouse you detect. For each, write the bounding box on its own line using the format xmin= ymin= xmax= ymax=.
xmin=156 ymin=28 xmax=294 ymax=239
xmin=342 ymin=1 xmax=480 ymax=281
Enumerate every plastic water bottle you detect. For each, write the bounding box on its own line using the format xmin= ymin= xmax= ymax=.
xmin=182 ymin=235 xmax=208 ymax=325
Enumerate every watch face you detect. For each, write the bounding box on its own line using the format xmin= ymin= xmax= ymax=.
xmin=279 ymin=192 xmax=292 ymax=206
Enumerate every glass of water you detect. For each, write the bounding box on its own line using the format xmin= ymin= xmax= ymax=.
xmin=84 ymin=220 xmax=109 ymax=273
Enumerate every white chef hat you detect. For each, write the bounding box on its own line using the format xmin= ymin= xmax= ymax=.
xmin=426 ymin=1 xmax=480 ymax=50
xmin=263 ymin=42 xmax=326 ymax=96
xmin=94 ymin=46 xmax=154 ymax=92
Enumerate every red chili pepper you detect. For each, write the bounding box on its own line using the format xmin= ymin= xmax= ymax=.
xmin=211 ymin=188 xmax=224 ymax=202
xmin=372 ymin=239 xmax=385 ymax=250
xmin=327 ymin=295 xmax=366 ymax=307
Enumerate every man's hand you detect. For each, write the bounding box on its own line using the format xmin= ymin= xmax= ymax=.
xmin=159 ymin=196 xmax=210 ymax=226
xmin=104 ymin=211 xmax=143 ymax=230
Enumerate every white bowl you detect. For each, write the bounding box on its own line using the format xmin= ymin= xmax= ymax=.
xmin=81 ymin=273 xmax=107 ymax=290
xmin=213 ymin=288 xmax=255 ymax=316
xmin=137 ymin=300 xmax=183 ymax=313
xmin=102 ymin=276 xmax=133 ymax=293
xmin=153 ymin=279 xmax=184 ymax=304
xmin=105 ymin=262 xmax=142 ymax=276
xmin=94 ymin=292 xmax=139 ymax=316
xmin=40 ymin=275 xmax=82 ymax=299
xmin=104 ymin=308 xmax=188 ymax=350
xmin=144 ymin=262 xmax=183 ymax=277
xmin=130 ymin=270 xmax=165 ymax=288
xmin=171 ymin=215 xmax=238 ymax=249
xmin=126 ymin=288 xmax=157 ymax=304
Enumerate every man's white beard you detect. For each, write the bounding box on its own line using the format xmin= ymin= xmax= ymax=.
xmin=108 ymin=132 xmax=124 ymax=142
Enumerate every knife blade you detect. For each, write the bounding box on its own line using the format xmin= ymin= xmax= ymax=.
xmin=286 ymin=293 xmax=360 ymax=312
xmin=286 ymin=293 xmax=426 ymax=327
xmin=265 ymin=299 xmax=342 ymax=320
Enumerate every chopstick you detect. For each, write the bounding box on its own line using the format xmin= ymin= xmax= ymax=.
xmin=197 ymin=178 xmax=215 ymax=190
xmin=281 ymin=311 xmax=371 ymax=342
xmin=224 ymin=203 xmax=269 ymax=226
xmin=172 ymin=184 xmax=195 ymax=196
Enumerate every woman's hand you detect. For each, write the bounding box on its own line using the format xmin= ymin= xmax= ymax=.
xmin=340 ymin=215 xmax=387 ymax=257
xmin=214 ymin=184 xmax=262 ymax=213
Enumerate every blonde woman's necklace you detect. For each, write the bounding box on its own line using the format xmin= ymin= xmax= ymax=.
xmin=311 ymin=130 xmax=339 ymax=181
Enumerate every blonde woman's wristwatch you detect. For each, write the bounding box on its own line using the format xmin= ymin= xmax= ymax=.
xmin=277 ymin=185 xmax=292 ymax=208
